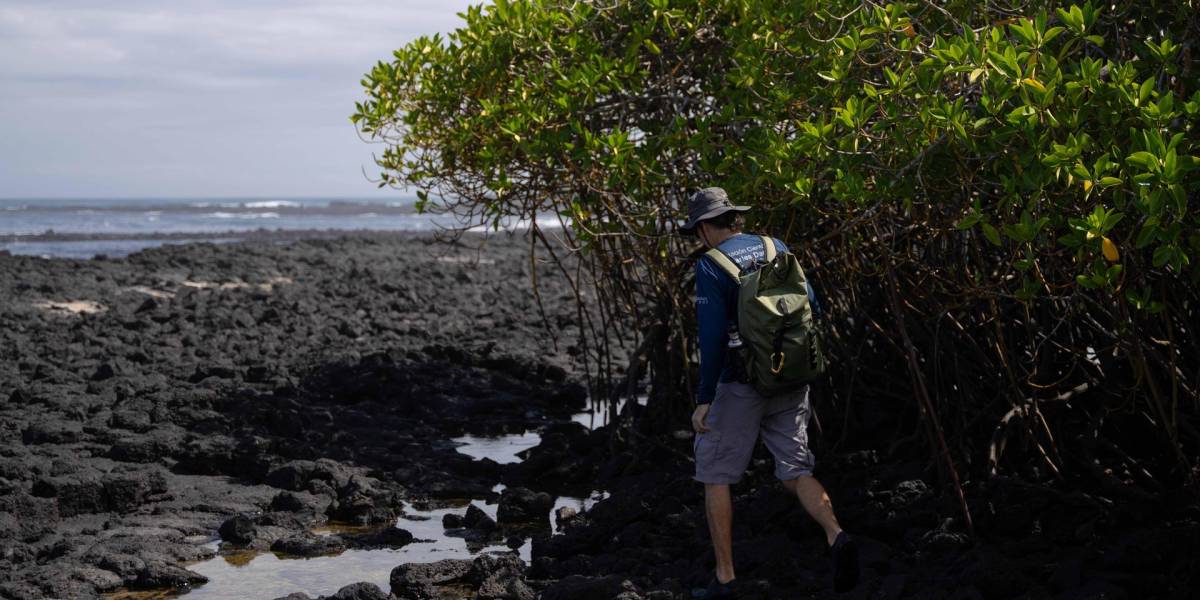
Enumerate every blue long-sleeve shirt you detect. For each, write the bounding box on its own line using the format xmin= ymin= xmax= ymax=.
xmin=694 ymin=233 xmax=819 ymax=405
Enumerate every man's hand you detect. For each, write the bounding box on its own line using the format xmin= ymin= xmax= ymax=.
xmin=692 ymin=403 xmax=711 ymax=433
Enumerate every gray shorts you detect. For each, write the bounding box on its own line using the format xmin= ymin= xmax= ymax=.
xmin=694 ymin=381 xmax=815 ymax=484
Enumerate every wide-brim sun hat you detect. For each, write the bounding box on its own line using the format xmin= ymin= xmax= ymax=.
xmin=678 ymin=187 xmax=750 ymax=234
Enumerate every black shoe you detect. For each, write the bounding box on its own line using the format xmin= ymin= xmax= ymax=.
xmin=830 ymin=532 xmax=860 ymax=592
xmin=691 ymin=576 xmax=737 ymax=599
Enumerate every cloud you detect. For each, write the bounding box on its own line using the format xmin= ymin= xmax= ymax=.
xmin=0 ymin=0 xmax=475 ymax=198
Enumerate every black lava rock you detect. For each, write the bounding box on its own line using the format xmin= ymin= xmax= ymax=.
xmin=497 ymin=487 xmax=554 ymax=525
xmin=464 ymin=503 xmax=498 ymax=531
xmin=325 ymin=582 xmax=390 ymax=600
xmin=390 ymin=559 xmax=472 ymax=599
xmin=539 ymin=575 xmax=641 ymax=600
xmin=217 ymin=515 xmax=258 ymax=545
xmin=270 ymin=533 xmax=346 ymax=557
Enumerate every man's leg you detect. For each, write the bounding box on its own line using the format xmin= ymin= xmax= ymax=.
xmin=781 ymin=476 xmax=842 ymax=546
xmin=704 ymin=483 xmax=736 ymax=584
xmin=760 ymin=385 xmax=843 ymax=546
xmin=693 ymin=382 xmax=764 ymax=589
xmin=761 ymin=385 xmax=860 ymax=592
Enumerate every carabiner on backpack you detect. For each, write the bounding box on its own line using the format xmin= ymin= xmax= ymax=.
xmin=770 ymin=351 xmax=786 ymax=375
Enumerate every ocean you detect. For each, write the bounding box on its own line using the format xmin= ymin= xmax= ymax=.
xmin=0 ymin=197 xmax=465 ymax=259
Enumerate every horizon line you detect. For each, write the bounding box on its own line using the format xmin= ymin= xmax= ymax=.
xmin=0 ymin=194 xmax=418 ymax=201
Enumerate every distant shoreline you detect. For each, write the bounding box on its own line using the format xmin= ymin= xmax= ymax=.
xmin=2 ymin=228 xmax=463 ymax=244
xmin=1 ymin=201 xmax=419 ymax=215
xmin=0 ymin=227 xmax=539 ymax=260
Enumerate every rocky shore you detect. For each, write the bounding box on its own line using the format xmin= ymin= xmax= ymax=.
xmin=1 ymin=234 xmax=1196 ymax=599
xmin=0 ymin=234 xmax=589 ymax=599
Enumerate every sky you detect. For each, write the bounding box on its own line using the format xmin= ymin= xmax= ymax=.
xmin=0 ymin=0 xmax=475 ymax=199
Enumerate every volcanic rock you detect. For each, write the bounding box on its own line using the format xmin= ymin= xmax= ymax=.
xmin=325 ymin=582 xmax=391 ymax=600
xmin=471 ymin=553 xmax=534 ymax=600
xmin=343 ymin=526 xmax=415 ymax=550
xmin=270 ymin=533 xmax=347 ymax=557
xmin=134 ymin=562 xmax=208 ymax=588
xmin=270 ymin=490 xmax=331 ymax=514
xmin=217 ymin=515 xmax=259 ymax=546
xmin=497 ymin=487 xmax=554 ymax=525
xmin=390 ymin=559 xmax=473 ymax=599
xmin=464 ymin=503 xmax=498 ymax=531
xmin=539 ymin=574 xmax=642 ymax=600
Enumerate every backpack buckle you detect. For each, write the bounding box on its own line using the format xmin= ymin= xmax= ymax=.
xmin=770 ymin=351 xmax=786 ymax=375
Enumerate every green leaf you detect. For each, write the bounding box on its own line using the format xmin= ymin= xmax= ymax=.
xmin=1164 ymin=149 xmax=1178 ymax=176
xmin=1138 ymin=79 xmax=1154 ymax=105
xmin=1136 ymin=223 xmax=1159 ymax=248
xmin=1126 ymin=151 xmax=1158 ymax=169
xmin=956 ymin=212 xmax=982 ymax=230
xmin=1055 ymin=8 xmax=1081 ymax=31
xmin=1152 ymin=245 xmax=1173 ymax=268
xmin=1101 ymin=212 xmax=1124 ymax=232
xmin=1007 ymin=105 xmax=1036 ymax=124
xmin=1059 ymin=232 xmax=1083 ymax=247
xmin=982 ymin=223 xmax=1002 ymax=246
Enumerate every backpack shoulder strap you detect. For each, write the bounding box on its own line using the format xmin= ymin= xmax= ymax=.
xmin=760 ymin=235 xmax=776 ymax=262
xmin=703 ymin=248 xmax=741 ymax=281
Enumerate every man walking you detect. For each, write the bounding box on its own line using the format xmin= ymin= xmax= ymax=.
xmin=680 ymin=187 xmax=859 ymax=598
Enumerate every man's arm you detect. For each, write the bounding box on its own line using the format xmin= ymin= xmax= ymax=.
xmin=695 ymin=257 xmax=728 ymax=405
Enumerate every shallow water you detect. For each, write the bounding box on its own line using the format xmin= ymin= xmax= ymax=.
xmin=106 ymin=431 xmax=606 ymax=599
xmin=144 ymin=502 xmax=518 ymax=599
xmin=548 ymin=489 xmax=610 ymax=535
xmin=399 ymin=499 xmax=526 ymax=562
xmin=451 ymin=432 xmax=541 ymax=464
xmin=186 ymin=543 xmax=398 ymax=599
xmin=571 ymin=394 xmax=648 ymax=430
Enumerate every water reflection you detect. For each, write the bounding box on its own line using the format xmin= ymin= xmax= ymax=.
xmin=451 ymin=432 xmax=541 ymax=463
xmin=106 ymin=430 xmax=606 ymax=600
xmin=186 ymin=543 xmax=398 ymax=599
xmin=571 ymin=395 xmax=648 ymax=430
xmin=399 ymin=500 xmax=527 ymax=562
xmin=550 ymin=490 xmax=610 ymax=534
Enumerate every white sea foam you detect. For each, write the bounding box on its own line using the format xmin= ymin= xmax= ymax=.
xmin=243 ymin=200 xmax=301 ymax=209
xmin=208 ymin=212 xmax=281 ymax=219
xmin=466 ymin=215 xmax=568 ymax=233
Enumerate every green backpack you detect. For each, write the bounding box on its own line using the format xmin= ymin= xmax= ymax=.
xmin=704 ymin=236 xmax=826 ymax=397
